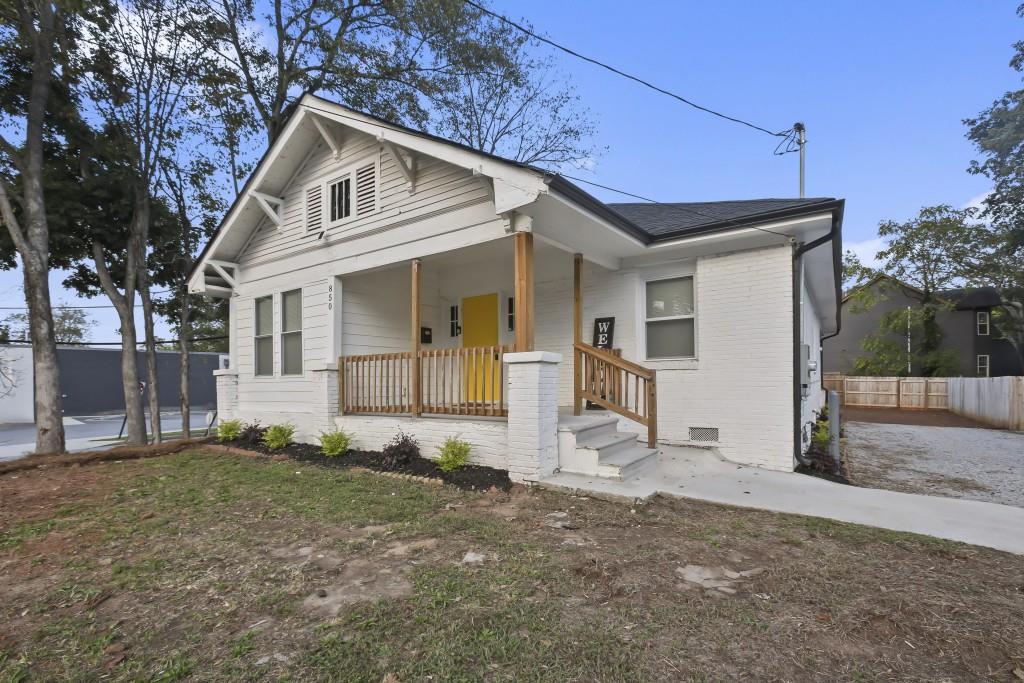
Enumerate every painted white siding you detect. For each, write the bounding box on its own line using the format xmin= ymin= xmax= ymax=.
xmin=800 ymin=265 xmax=826 ymax=454
xmin=239 ymin=130 xmax=489 ymax=268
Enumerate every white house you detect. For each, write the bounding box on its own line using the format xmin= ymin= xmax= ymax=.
xmin=188 ymin=94 xmax=844 ymax=482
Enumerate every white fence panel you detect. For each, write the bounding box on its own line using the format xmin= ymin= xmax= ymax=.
xmin=948 ymin=376 xmax=1024 ymax=431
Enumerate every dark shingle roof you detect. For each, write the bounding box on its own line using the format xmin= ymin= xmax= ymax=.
xmin=939 ymin=287 xmax=1003 ymax=309
xmin=606 ymin=198 xmax=840 ymax=240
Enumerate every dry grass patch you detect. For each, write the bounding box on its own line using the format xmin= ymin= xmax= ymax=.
xmin=0 ymin=449 xmax=1021 ymax=681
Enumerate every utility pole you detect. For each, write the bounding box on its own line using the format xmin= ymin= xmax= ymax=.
xmin=794 ymin=122 xmax=806 ymax=198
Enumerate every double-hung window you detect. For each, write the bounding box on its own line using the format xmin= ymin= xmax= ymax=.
xmin=644 ymin=276 xmax=695 ymax=359
xmin=977 ymin=354 xmax=990 ymax=377
xmin=977 ymin=311 xmax=990 ymax=336
xmin=281 ymin=289 xmax=303 ymax=375
xmin=254 ymin=296 xmax=274 ymax=376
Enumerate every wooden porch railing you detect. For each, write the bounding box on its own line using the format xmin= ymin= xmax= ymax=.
xmin=340 ymin=352 xmax=414 ymax=413
xmin=573 ymin=342 xmax=657 ymax=447
xmin=340 ymin=345 xmax=511 ymax=417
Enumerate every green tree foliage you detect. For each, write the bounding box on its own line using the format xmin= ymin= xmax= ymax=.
xmin=853 ymin=206 xmax=983 ymax=376
xmin=964 ymin=6 xmax=1024 ymax=368
xmin=1 ymin=306 xmax=95 ymax=344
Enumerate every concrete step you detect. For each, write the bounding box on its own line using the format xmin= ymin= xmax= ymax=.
xmin=557 ymin=414 xmax=619 ymax=441
xmin=596 ymin=445 xmax=660 ymax=481
xmin=576 ymin=430 xmax=639 ymax=459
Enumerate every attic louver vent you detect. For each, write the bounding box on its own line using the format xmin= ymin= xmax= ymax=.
xmin=688 ymin=427 xmax=719 ymax=443
xmin=306 ymin=184 xmax=323 ymax=230
xmin=356 ymin=163 xmax=376 ymax=215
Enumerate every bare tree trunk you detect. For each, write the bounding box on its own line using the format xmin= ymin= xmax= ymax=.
xmin=0 ymin=1 xmax=66 ymax=453
xmin=139 ymin=267 xmax=162 ymax=443
xmin=92 ymin=240 xmax=147 ymax=445
xmin=179 ymin=291 xmax=191 ymax=438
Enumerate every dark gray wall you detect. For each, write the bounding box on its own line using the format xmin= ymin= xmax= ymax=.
xmin=824 ymin=280 xmax=1023 ymax=376
xmin=56 ymin=348 xmax=222 ymax=415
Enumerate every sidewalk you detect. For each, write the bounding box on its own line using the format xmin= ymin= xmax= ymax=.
xmin=540 ymin=445 xmax=1024 ymax=555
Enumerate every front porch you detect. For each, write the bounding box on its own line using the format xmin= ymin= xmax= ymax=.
xmin=334 ymin=234 xmax=658 ymax=449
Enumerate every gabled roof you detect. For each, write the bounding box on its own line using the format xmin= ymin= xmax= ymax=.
xmin=189 ymin=94 xmax=844 ymax=292
xmin=843 ymin=273 xmax=1003 ymax=309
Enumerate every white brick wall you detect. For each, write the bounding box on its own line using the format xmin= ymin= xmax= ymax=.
xmin=533 ymin=245 xmax=796 ymax=471
xmin=214 ymin=370 xmax=238 ymax=421
xmin=504 ymin=352 xmax=561 ymax=481
xmin=334 ymin=414 xmax=509 ymax=470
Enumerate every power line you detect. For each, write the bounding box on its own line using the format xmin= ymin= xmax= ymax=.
xmin=299 ymin=101 xmax=798 ymax=241
xmin=464 ymin=0 xmax=791 ymax=139
xmin=0 ymin=335 xmax=228 ymax=347
xmin=0 ymin=292 xmax=175 ymax=311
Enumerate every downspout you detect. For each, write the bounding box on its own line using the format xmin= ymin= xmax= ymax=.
xmin=792 ymin=217 xmax=842 ymax=467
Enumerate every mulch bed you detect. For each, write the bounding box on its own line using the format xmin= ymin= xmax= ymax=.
xmin=213 ymin=438 xmax=512 ymax=492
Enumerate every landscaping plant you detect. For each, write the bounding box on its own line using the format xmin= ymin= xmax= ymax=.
xmin=237 ymin=422 xmax=267 ymax=448
xmin=216 ymin=419 xmax=243 ymax=443
xmin=381 ymin=430 xmax=419 ymax=470
xmin=262 ymin=423 xmax=295 ymax=451
xmin=436 ymin=436 xmax=471 ymax=472
xmin=319 ymin=429 xmax=353 ymax=458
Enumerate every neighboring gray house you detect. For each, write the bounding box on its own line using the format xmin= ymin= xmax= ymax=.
xmin=823 ymin=275 xmax=1023 ymax=377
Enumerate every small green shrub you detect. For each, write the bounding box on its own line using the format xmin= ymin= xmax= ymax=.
xmin=436 ymin=436 xmax=471 ymax=472
xmin=216 ymin=419 xmax=243 ymax=442
xmin=319 ymin=429 xmax=353 ymax=458
xmin=381 ymin=430 xmax=419 ymax=471
xmin=262 ymin=423 xmax=296 ymax=451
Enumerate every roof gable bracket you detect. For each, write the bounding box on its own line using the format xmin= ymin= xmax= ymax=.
xmin=473 ymin=168 xmax=495 ymax=205
xmin=250 ymin=191 xmax=284 ymax=228
xmin=381 ymin=139 xmax=417 ymax=194
xmin=207 ymin=260 xmax=238 ymax=288
xmin=311 ymin=114 xmax=343 ymax=158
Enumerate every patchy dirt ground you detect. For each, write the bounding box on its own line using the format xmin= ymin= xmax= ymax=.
xmin=845 ymin=421 xmax=1024 ymax=507
xmin=2 ymin=450 xmax=1023 ymax=681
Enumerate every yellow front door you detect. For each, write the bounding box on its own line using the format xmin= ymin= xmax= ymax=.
xmin=462 ymin=293 xmax=499 ymax=403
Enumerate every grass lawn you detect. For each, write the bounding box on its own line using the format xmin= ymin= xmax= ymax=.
xmin=1 ymin=449 xmax=1022 ymax=681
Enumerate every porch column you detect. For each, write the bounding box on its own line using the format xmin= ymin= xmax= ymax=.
xmin=504 ymin=351 xmax=561 ymax=481
xmin=573 ymin=253 xmax=583 ymax=416
xmin=213 ymin=369 xmax=238 ymax=421
xmin=411 ymin=258 xmax=422 ymax=416
xmin=513 ymin=231 xmax=534 ymax=352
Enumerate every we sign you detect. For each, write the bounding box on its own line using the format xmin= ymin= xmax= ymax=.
xmin=592 ymin=317 xmax=615 ymax=349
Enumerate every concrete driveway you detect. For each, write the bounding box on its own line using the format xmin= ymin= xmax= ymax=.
xmin=0 ymin=411 xmax=213 ymax=461
xmin=844 ymin=421 xmax=1024 ymax=508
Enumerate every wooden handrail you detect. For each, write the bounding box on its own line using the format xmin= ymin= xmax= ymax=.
xmin=573 ymin=342 xmax=657 ymax=447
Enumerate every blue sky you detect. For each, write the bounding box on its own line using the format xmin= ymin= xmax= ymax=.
xmin=1 ymin=0 xmax=1020 ymax=342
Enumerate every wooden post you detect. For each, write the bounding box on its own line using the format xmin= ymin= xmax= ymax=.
xmin=513 ymin=231 xmax=534 ymax=352
xmin=338 ymin=356 xmax=345 ymax=415
xmin=573 ymin=253 xmax=583 ymax=415
xmin=411 ymin=258 xmax=422 ymax=416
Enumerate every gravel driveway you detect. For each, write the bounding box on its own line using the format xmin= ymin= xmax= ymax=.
xmin=844 ymin=421 xmax=1024 ymax=507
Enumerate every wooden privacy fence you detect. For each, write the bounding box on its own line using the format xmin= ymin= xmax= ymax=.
xmin=573 ymin=342 xmax=658 ymax=447
xmin=823 ymin=374 xmax=949 ymax=410
xmin=340 ymin=345 xmax=512 ymax=417
xmin=947 ymin=376 xmax=1024 ymax=430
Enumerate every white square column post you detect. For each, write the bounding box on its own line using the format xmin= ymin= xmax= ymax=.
xmin=213 ymin=369 xmax=238 ymax=421
xmin=503 ymin=351 xmax=562 ymax=482
xmin=310 ymin=361 xmax=339 ymax=434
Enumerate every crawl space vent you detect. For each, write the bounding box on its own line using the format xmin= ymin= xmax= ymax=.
xmin=688 ymin=427 xmax=719 ymax=443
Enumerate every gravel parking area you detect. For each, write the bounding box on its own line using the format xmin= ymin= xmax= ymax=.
xmin=845 ymin=421 xmax=1024 ymax=507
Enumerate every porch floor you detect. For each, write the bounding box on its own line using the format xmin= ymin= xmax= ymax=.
xmin=539 ymin=446 xmax=1024 ymax=555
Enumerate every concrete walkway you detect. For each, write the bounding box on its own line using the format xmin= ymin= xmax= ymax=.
xmin=539 ymin=445 xmax=1024 ymax=556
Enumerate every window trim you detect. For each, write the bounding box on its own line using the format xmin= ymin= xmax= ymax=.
xmin=977 ymin=354 xmax=990 ymax=377
xmin=312 ymin=153 xmax=381 ymax=232
xmin=253 ymin=295 xmax=274 ymax=377
xmin=977 ymin=311 xmax=990 ymax=336
xmin=280 ymin=288 xmax=304 ymax=376
xmin=640 ymin=273 xmax=697 ymax=362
